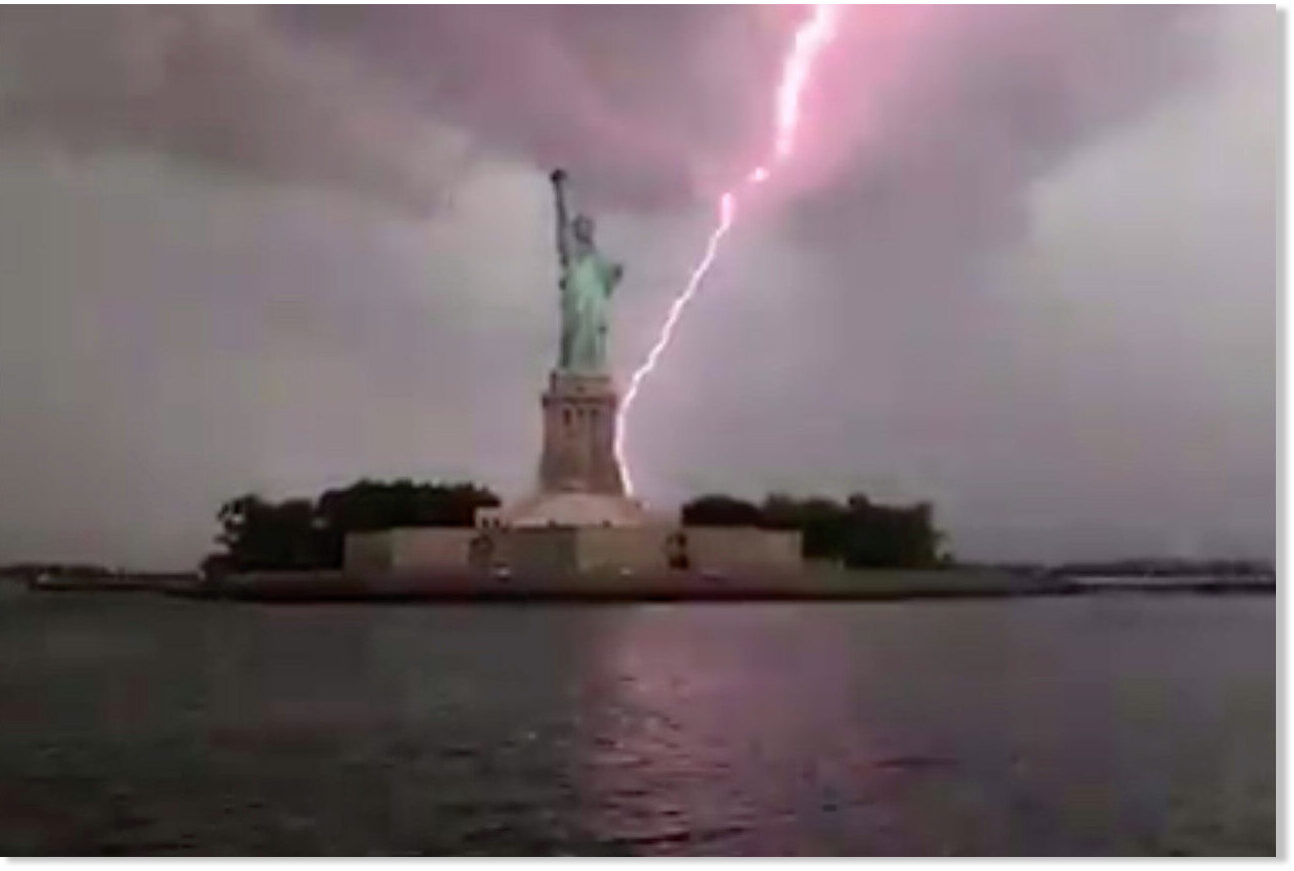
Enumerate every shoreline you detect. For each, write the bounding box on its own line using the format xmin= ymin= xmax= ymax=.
xmin=10 ymin=570 xmax=1275 ymax=603
xmin=175 ymin=580 xmax=1279 ymax=604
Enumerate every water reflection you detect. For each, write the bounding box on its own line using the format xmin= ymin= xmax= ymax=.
xmin=573 ymin=604 xmax=904 ymax=855
xmin=564 ymin=599 xmax=1275 ymax=855
xmin=0 ymin=595 xmax=1273 ymax=855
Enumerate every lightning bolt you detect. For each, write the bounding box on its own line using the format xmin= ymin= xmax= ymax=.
xmin=615 ymin=4 xmax=842 ymax=496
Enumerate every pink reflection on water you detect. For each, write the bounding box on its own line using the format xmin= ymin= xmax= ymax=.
xmin=574 ymin=607 xmax=898 ymax=853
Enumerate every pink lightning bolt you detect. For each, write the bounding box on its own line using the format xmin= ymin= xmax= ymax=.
xmin=616 ymin=4 xmax=841 ymax=496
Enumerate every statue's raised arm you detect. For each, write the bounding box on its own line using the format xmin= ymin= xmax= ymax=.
xmin=550 ymin=168 xmax=572 ymax=270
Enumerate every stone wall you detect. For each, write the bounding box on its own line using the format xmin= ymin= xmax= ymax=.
xmin=681 ymin=528 xmax=802 ymax=574
xmin=344 ymin=528 xmax=478 ymax=575
xmin=343 ymin=532 xmax=394 ymax=574
xmin=497 ymin=527 xmax=576 ymax=576
xmin=573 ymin=525 xmax=673 ymax=574
xmin=393 ymin=529 xmax=478 ymax=572
xmin=345 ymin=525 xmax=802 ymax=578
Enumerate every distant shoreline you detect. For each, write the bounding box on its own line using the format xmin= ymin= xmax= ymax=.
xmin=8 ymin=569 xmax=1275 ymax=604
xmin=175 ymin=579 xmax=1280 ymax=604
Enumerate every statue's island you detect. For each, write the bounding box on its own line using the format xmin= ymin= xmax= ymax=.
xmin=344 ymin=170 xmax=801 ymax=587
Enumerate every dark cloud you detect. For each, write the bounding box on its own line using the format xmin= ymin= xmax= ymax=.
xmin=0 ymin=7 xmax=468 ymax=214
xmin=0 ymin=6 xmax=1278 ymax=566
xmin=787 ymin=6 xmax=1213 ymax=253
xmin=0 ymin=6 xmax=1218 ymax=218
xmin=272 ymin=5 xmax=792 ymax=210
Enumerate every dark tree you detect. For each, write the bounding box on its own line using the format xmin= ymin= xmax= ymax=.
xmin=682 ymin=489 xmax=948 ymax=569
xmin=758 ymin=493 xmax=850 ymax=559
xmin=681 ymin=494 xmax=764 ymax=527
xmin=312 ymin=479 xmax=500 ymax=566
xmin=208 ymin=479 xmax=501 ymax=572
xmin=799 ymin=497 xmax=853 ymax=560
xmin=214 ymin=495 xmax=322 ymax=571
xmin=839 ymin=495 xmax=943 ymax=569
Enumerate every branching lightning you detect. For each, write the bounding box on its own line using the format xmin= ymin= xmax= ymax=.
xmin=615 ymin=4 xmax=842 ymax=496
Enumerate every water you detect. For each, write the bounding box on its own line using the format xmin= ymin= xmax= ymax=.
xmin=0 ymin=588 xmax=1275 ymax=855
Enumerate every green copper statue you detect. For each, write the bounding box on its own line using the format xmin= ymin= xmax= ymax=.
xmin=550 ymin=168 xmax=623 ymax=374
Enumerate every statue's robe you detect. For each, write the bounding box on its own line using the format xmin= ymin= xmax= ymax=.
xmin=560 ymin=248 xmax=618 ymax=374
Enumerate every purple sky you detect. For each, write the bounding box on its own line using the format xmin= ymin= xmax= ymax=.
xmin=0 ymin=6 xmax=1279 ymax=567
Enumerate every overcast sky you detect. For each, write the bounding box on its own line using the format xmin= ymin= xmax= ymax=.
xmin=0 ymin=6 xmax=1279 ymax=567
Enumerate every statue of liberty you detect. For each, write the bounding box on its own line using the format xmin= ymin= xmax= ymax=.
xmin=550 ymin=168 xmax=623 ymax=374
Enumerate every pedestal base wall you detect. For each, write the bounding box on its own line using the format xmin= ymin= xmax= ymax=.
xmin=343 ymin=525 xmax=801 ymax=578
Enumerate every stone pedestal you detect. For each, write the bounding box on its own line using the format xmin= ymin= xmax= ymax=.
xmin=538 ymin=370 xmax=625 ymax=495
xmin=342 ymin=366 xmax=806 ymax=578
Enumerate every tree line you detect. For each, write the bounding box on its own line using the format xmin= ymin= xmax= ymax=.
xmin=205 ymin=479 xmax=948 ymax=573
xmin=1048 ymin=558 xmax=1274 ymax=578
xmin=681 ymin=493 xmax=948 ymax=569
xmin=203 ymin=479 xmax=500 ymax=574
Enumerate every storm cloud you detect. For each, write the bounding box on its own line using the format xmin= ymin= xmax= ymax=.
xmin=0 ymin=6 xmax=1279 ymax=566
